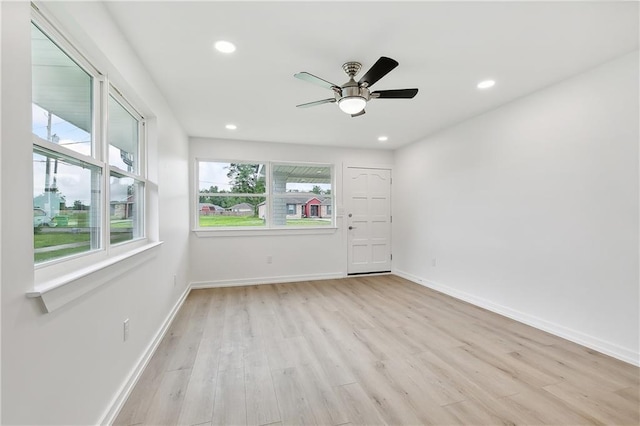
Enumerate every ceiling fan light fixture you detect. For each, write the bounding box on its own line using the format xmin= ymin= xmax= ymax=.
xmin=338 ymin=96 xmax=367 ymax=115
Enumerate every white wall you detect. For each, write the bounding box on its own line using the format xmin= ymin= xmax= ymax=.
xmin=393 ymin=51 xmax=639 ymax=364
xmin=189 ymin=138 xmax=393 ymax=285
xmin=1 ymin=2 xmax=190 ymax=424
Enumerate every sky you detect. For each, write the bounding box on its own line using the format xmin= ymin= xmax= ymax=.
xmin=33 ymin=104 xmax=135 ymax=206
xmin=198 ymin=162 xmax=331 ymax=193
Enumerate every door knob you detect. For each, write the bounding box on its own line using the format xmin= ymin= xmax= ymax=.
xmin=348 ymin=226 xmax=356 ymax=230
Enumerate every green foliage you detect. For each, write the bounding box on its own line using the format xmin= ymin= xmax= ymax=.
xmin=310 ymin=185 xmax=331 ymax=195
xmin=227 ymin=163 xmax=265 ymax=194
xmin=73 ymin=200 xmax=87 ymax=210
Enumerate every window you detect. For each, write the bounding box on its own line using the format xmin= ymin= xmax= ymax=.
xmin=108 ymin=93 xmax=145 ymax=244
xmin=31 ymin=19 xmax=146 ymax=265
xmin=198 ymin=161 xmax=266 ymax=228
xmin=272 ymin=163 xmax=332 ymax=227
xmin=197 ymin=161 xmax=334 ymax=229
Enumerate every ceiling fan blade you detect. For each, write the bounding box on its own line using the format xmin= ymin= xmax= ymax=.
xmin=294 ymin=72 xmax=340 ymax=90
xmin=296 ymin=98 xmax=336 ymax=108
xmin=358 ymin=56 xmax=399 ymax=88
xmin=371 ymin=88 xmax=419 ymax=99
xmin=351 ymin=109 xmax=366 ymax=118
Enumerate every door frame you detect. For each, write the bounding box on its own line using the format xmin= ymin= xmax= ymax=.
xmin=343 ymin=165 xmax=393 ymax=275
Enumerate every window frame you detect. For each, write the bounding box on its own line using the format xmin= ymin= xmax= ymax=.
xmin=194 ymin=159 xmax=336 ymax=233
xmin=31 ymin=10 xmax=149 ymax=271
xmin=107 ymin=87 xmax=146 ymax=247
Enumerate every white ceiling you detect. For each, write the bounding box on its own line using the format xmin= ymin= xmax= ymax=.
xmin=104 ymin=1 xmax=638 ymax=150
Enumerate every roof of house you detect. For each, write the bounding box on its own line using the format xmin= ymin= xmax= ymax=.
xmin=199 ymin=203 xmax=224 ymax=211
xmin=230 ymin=202 xmax=254 ymax=210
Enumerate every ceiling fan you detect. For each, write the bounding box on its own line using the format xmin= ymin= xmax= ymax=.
xmin=294 ymin=56 xmax=418 ymax=117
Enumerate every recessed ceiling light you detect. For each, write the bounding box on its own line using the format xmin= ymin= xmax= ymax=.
xmin=477 ymin=80 xmax=496 ymax=89
xmin=378 ymin=136 xmax=389 ymax=142
xmin=214 ymin=40 xmax=236 ymax=53
xmin=225 ymin=124 xmax=237 ymax=130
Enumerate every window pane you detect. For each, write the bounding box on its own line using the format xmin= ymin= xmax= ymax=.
xmin=108 ymin=95 xmax=139 ymax=173
xmin=271 ymin=164 xmax=332 ymax=226
xmin=198 ymin=196 xmax=266 ymax=227
xmin=33 ymin=148 xmax=101 ymax=263
xmin=110 ymin=174 xmax=144 ymax=244
xmin=31 ymin=23 xmax=92 ymax=156
xmin=198 ymin=161 xmax=266 ymax=194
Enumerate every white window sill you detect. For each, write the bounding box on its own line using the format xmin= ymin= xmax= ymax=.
xmin=27 ymin=241 xmax=163 ymax=313
xmin=193 ymin=227 xmax=338 ymax=237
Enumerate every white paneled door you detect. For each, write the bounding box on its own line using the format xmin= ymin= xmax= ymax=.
xmin=345 ymin=167 xmax=392 ymax=274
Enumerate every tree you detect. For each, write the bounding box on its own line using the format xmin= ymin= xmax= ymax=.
xmin=226 ymin=164 xmax=265 ymax=215
xmin=311 ymin=185 xmax=323 ymax=195
xmin=199 ymin=185 xmax=230 ymax=207
xmin=227 ymin=163 xmax=265 ymax=194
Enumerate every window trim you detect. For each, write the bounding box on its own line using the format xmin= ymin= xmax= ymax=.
xmin=31 ymin=8 xmax=151 ymax=275
xmin=194 ymin=159 xmax=336 ymax=232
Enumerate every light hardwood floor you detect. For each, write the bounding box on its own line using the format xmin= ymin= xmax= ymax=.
xmin=114 ymin=275 xmax=640 ymax=425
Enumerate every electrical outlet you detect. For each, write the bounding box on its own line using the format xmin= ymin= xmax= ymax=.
xmin=267 ymin=256 xmax=273 ymax=264
xmin=432 ymin=258 xmax=437 ymax=267
xmin=123 ymin=319 xmax=130 ymax=342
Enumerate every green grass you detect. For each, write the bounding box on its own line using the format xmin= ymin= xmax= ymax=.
xmin=34 ymin=228 xmax=134 ymax=263
xmin=199 ymin=215 xmax=332 ymax=227
xmin=199 ymin=215 xmax=265 ymax=227
xmin=34 ymin=232 xmax=90 ymax=248
xmin=110 ymin=232 xmax=134 ymax=244
xmin=35 ymin=245 xmax=91 ymax=263
xmin=286 ymin=218 xmax=331 ymax=226
xmin=111 ymin=219 xmax=133 ymax=228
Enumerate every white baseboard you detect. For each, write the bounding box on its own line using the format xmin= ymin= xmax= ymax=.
xmin=191 ymin=272 xmax=345 ymax=289
xmin=99 ymin=285 xmax=192 ymax=425
xmin=393 ymin=269 xmax=639 ymax=367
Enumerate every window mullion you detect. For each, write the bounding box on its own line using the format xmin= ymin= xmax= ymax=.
xmin=110 ymin=166 xmax=147 ymax=183
xmin=100 ymin=78 xmax=110 ymax=252
xmin=139 ymin=120 xmax=146 ymax=178
xmin=32 ymin=137 xmax=104 ymax=169
xmin=266 ymin=162 xmax=272 ymax=227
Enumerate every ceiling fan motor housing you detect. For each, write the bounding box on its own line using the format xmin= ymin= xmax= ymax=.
xmin=336 ymin=83 xmax=370 ymax=102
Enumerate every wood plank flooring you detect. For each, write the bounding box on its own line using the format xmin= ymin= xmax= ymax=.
xmin=114 ymin=275 xmax=640 ymax=425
